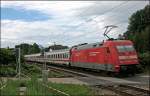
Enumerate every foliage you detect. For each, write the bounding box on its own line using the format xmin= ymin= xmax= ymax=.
xmin=15 ymin=43 xmax=41 ymax=55
xmin=45 ymin=44 xmax=69 ymax=52
xmin=0 ymin=48 xmax=16 ymax=65
xmin=0 ymin=48 xmax=25 ymax=77
xmin=0 ymin=67 xmax=17 ymax=77
xmin=0 ymin=80 xmax=19 ymax=96
xmin=22 ymin=64 xmax=41 ymax=77
xmin=0 ymin=79 xmax=91 ymax=96
xmin=124 ymin=5 xmax=150 ymax=53
xmin=138 ymin=52 xmax=150 ymax=68
xmin=48 ymin=82 xmax=91 ymax=96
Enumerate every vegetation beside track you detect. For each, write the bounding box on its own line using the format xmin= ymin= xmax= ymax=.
xmin=0 ymin=78 xmax=92 ymax=96
xmin=47 ymin=82 xmax=91 ymax=96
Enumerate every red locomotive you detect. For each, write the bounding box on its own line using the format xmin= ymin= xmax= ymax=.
xmin=70 ymin=40 xmax=139 ymax=74
xmin=25 ymin=26 xmax=139 ymax=74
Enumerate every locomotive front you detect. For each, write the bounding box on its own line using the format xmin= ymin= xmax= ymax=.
xmin=113 ymin=40 xmax=140 ymax=74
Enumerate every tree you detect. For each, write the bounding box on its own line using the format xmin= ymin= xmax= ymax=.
xmin=30 ymin=43 xmax=40 ymax=53
xmin=0 ymin=48 xmax=16 ymax=65
xmin=15 ymin=43 xmax=41 ymax=55
xmin=124 ymin=5 xmax=150 ymax=53
xmin=45 ymin=44 xmax=69 ymax=52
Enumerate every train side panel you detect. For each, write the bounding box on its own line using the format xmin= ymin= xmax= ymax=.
xmin=70 ymin=46 xmax=115 ymax=72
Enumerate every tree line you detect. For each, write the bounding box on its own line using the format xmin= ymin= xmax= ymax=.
xmin=124 ymin=5 xmax=150 ymax=68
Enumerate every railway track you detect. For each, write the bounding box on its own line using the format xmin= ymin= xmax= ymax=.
xmin=28 ymin=62 xmax=149 ymax=96
xmin=94 ymin=84 xmax=150 ymax=96
xmin=47 ymin=65 xmax=87 ymax=77
xmin=47 ymin=64 xmax=150 ymax=96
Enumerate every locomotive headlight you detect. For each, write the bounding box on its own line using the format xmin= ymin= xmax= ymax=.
xmin=119 ymin=55 xmax=137 ymax=60
xmin=115 ymin=65 xmax=120 ymax=72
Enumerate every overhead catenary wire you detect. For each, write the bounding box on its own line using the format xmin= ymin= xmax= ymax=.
xmin=73 ymin=1 xmax=129 ymax=30
xmin=62 ymin=1 xmax=147 ymax=44
xmin=60 ymin=1 xmax=130 ymax=44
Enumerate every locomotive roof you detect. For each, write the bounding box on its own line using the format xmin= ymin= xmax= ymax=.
xmin=73 ymin=42 xmax=103 ymax=50
xmin=72 ymin=40 xmax=132 ymax=50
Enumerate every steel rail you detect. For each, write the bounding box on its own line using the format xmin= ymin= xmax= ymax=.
xmin=47 ymin=65 xmax=87 ymax=77
xmin=94 ymin=84 xmax=149 ymax=96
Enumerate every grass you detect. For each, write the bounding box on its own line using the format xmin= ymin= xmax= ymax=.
xmin=0 ymin=78 xmax=92 ymax=96
xmin=1 ymin=64 xmax=92 ymax=95
xmin=22 ymin=63 xmax=69 ymax=78
xmin=0 ymin=80 xmax=18 ymax=96
xmin=48 ymin=82 xmax=92 ymax=96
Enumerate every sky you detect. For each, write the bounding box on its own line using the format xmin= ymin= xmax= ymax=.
xmin=1 ymin=1 xmax=149 ymax=48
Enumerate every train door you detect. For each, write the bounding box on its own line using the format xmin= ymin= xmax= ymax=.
xmin=104 ymin=47 xmax=111 ymax=71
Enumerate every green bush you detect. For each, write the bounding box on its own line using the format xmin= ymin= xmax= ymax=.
xmin=139 ymin=52 xmax=150 ymax=68
xmin=0 ymin=67 xmax=17 ymax=77
xmin=22 ymin=63 xmax=41 ymax=77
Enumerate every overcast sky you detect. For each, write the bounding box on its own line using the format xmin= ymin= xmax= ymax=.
xmin=1 ymin=1 xmax=149 ymax=48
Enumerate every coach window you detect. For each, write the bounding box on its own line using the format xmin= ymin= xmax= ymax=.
xmin=61 ymin=54 xmax=63 ymax=59
xmin=59 ymin=54 xmax=61 ymax=58
xmin=57 ymin=54 xmax=59 ymax=59
xmin=63 ymin=54 xmax=65 ymax=58
xmin=54 ymin=54 xmax=56 ymax=59
xmin=58 ymin=54 xmax=59 ymax=58
xmin=65 ymin=53 xmax=67 ymax=58
xmin=57 ymin=54 xmax=59 ymax=58
xmin=62 ymin=54 xmax=64 ymax=58
xmin=61 ymin=54 xmax=63 ymax=58
xmin=53 ymin=54 xmax=54 ymax=58
xmin=62 ymin=54 xmax=64 ymax=59
xmin=64 ymin=54 xmax=66 ymax=58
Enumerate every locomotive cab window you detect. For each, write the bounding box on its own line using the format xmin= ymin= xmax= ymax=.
xmin=117 ymin=45 xmax=135 ymax=52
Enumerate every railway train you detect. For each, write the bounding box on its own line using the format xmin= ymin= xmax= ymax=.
xmin=25 ymin=39 xmax=140 ymax=75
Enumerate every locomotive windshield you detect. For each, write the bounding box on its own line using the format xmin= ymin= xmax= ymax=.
xmin=116 ymin=45 xmax=135 ymax=52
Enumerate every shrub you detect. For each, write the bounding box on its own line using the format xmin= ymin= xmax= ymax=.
xmin=0 ymin=67 xmax=16 ymax=77
xmin=138 ymin=51 xmax=150 ymax=68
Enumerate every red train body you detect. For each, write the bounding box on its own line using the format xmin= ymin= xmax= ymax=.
xmin=70 ymin=40 xmax=139 ymax=73
xmin=25 ymin=40 xmax=139 ymax=74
